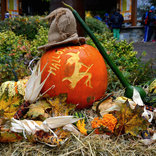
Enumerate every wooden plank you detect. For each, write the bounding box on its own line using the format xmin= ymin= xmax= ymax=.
xmin=1 ymin=0 xmax=6 ymax=20
xmin=131 ymin=0 xmax=137 ymax=26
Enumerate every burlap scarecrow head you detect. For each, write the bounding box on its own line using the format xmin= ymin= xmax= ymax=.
xmin=38 ymin=8 xmax=85 ymax=51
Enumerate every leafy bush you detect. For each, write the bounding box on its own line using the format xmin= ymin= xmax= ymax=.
xmin=30 ymin=26 xmax=48 ymax=56
xmin=86 ymin=33 xmax=155 ymax=91
xmin=0 ymin=31 xmax=32 ymax=83
xmin=0 ymin=26 xmax=48 ymax=84
xmin=0 ymin=16 xmax=49 ymax=40
xmin=85 ymin=17 xmax=111 ymax=35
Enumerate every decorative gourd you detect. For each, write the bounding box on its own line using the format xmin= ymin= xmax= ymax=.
xmin=0 ymin=79 xmax=27 ymax=118
xmin=40 ymin=44 xmax=107 ymax=109
xmin=91 ymin=114 xmax=117 ymax=134
xmin=149 ymin=79 xmax=156 ymax=93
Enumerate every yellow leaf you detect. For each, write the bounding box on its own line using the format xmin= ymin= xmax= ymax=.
xmin=27 ymin=100 xmax=51 ymax=119
xmin=47 ymin=94 xmax=76 ymax=116
xmin=0 ymin=95 xmax=22 ymax=119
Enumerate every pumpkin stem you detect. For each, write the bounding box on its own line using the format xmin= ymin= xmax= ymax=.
xmin=62 ymin=2 xmax=74 ymax=11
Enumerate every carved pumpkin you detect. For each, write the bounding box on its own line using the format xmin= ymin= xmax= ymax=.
xmin=40 ymin=44 xmax=107 ymax=109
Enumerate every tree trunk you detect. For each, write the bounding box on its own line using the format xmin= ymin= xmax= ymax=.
xmin=1 ymin=0 xmax=6 ymax=20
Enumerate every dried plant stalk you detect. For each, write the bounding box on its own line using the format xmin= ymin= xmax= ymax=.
xmin=13 ymin=61 xmax=53 ymax=119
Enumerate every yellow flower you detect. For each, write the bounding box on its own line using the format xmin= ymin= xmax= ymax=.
xmin=85 ymin=11 xmax=92 ymax=18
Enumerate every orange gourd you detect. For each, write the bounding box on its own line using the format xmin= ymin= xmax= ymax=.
xmin=40 ymin=44 xmax=107 ymax=109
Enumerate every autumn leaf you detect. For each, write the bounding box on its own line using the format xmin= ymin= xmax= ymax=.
xmin=114 ymin=101 xmax=149 ymax=136
xmin=0 ymin=95 xmax=23 ymax=119
xmin=0 ymin=131 xmax=23 ymax=142
xmin=92 ymin=96 xmax=119 ymax=117
xmin=47 ymin=94 xmax=76 ymax=116
xmin=0 ymin=109 xmax=4 ymax=117
xmin=27 ymin=100 xmax=51 ymax=119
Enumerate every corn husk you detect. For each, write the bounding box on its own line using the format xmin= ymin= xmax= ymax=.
xmin=43 ymin=116 xmax=82 ymax=129
xmin=132 ymin=87 xmax=144 ymax=106
xmin=63 ymin=124 xmax=81 ymax=135
xmin=142 ymin=106 xmax=154 ymax=123
xmin=11 ymin=116 xmax=81 ymax=137
xmin=24 ymin=61 xmax=54 ymax=103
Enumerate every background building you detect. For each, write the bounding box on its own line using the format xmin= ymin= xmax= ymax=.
xmin=0 ymin=0 xmax=154 ymax=26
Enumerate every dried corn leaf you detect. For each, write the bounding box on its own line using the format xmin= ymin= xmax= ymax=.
xmin=132 ymin=87 xmax=144 ymax=106
xmin=43 ymin=116 xmax=81 ymax=129
xmin=24 ymin=61 xmax=52 ymax=103
xmin=92 ymin=97 xmax=119 ymax=116
xmin=11 ymin=116 xmax=81 ymax=136
xmin=63 ymin=124 xmax=81 ymax=135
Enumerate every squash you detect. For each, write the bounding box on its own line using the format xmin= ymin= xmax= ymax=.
xmin=0 ymin=79 xmax=27 ymax=118
xmin=149 ymin=79 xmax=156 ymax=93
xmin=40 ymin=44 xmax=107 ymax=109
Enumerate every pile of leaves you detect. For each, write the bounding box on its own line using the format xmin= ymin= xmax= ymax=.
xmin=0 ymin=78 xmax=155 ymax=154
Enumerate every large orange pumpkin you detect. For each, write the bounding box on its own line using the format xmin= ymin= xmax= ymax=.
xmin=40 ymin=44 xmax=107 ymax=109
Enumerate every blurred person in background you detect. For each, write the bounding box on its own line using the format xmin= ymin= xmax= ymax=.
xmin=110 ymin=9 xmax=124 ymax=40
xmin=142 ymin=6 xmax=156 ymax=42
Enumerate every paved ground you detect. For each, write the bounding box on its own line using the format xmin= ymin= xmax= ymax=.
xmin=133 ymin=42 xmax=156 ymax=71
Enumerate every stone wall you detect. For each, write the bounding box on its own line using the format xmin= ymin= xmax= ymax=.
xmin=120 ymin=26 xmax=144 ymax=42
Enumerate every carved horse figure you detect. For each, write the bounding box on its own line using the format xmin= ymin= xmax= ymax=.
xmin=62 ymin=51 xmax=93 ymax=88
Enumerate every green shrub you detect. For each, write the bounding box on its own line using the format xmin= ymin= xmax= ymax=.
xmin=0 ymin=25 xmax=49 ymax=84
xmin=0 ymin=16 xmax=49 ymax=40
xmin=85 ymin=17 xmax=111 ymax=35
xmin=0 ymin=26 xmax=49 ymax=84
xmin=86 ymin=33 xmax=155 ymax=91
xmin=0 ymin=31 xmax=32 ymax=83
xmin=30 ymin=26 xmax=48 ymax=56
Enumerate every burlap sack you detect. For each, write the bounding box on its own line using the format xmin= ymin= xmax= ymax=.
xmin=38 ymin=8 xmax=85 ymax=51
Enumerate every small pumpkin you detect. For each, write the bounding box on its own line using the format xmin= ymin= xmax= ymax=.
xmin=149 ymin=79 xmax=156 ymax=93
xmin=40 ymin=44 xmax=107 ymax=109
xmin=0 ymin=79 xmax=27 ymax=118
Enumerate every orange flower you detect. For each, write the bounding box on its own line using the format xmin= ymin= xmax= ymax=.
xmin=91 ymin=114 xmax=117 ymax=134
xmin=9 ymin=53 xmax=15 ymax=56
